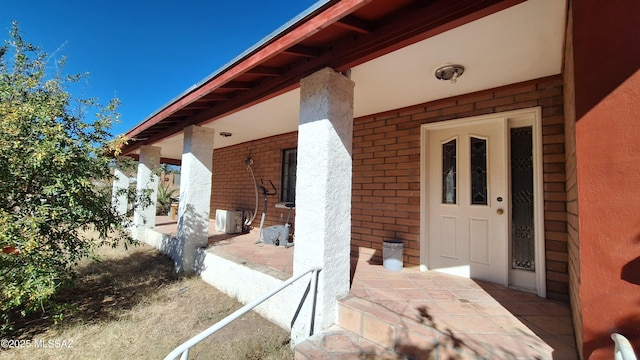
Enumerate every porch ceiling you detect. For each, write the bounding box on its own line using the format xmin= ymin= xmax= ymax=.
xmin=123 ymin=0 xmax=566 ymax=162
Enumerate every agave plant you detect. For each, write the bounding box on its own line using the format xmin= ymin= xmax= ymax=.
xmin=157 ymin=183 xmax=178 ymax=215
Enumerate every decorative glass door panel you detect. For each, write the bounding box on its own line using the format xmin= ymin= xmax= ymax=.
xmin=470 ymin=137 xmax=487 ymax=206
xmin=442 ymin=139 xmax=457 ymax=204
xmin=510 ymin=127 xmax=535 ymax=271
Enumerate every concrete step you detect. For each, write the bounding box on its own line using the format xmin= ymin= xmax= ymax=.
xmin=295 ymin=294 xmax=486 ymax=360
xmin=335 ymin=294 xmax=457 ymax=359
xmin=294 ymin=325 xmax=400 ymax=359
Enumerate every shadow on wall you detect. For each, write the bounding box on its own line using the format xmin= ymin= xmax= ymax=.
xmin=160 ymin=203 xmax=208 ymax=274
xmin=621 ymin=256 xmax=640 ymax=286
xmin=583 ymin=314 xmax=640 ymax=360
xmin=581 ymin=251 xmax=640 ymax=358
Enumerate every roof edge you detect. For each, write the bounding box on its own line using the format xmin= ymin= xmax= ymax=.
xmin=125 ymin=0 xmax=331 ymax=138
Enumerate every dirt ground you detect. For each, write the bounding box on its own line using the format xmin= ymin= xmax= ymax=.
xmin=0 ymin=242 xmax=293 ymax=360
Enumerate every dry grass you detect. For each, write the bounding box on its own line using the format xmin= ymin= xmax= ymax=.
xmin=0 ymin=242 xmax=293 ymax=360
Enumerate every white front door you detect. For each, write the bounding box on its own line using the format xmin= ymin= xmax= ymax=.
xmin=425 ymin=118 xmax=508 ymax=285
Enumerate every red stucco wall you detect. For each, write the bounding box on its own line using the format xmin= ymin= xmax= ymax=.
xmin=572 ymin=0 xmax=640 ymax=358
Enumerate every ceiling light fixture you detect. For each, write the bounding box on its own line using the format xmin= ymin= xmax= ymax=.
xmin=435 ymin=64 xmax=465 ymax=83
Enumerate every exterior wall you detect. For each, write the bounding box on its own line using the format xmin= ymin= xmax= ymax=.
xmin=209 ymin=77 xmax=570 ymax=301
xmin=570 ymin=0 xmax=640 ymax=358
xmin=160 ymin=172 xmax=180 ymax=188
xmin=563 ymin=5 xmax=583 ymax=358
xmin=351 ymin=76 xmax=569 ymax=301
xmin=211 ymin=132 xmax=298 ymax=230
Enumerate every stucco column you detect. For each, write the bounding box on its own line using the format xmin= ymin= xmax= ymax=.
xmin=291 ymin=68 xmax=354 ymax=344
xmin=133 ymin=145 xmax=161 ymax=241
xmin=111 ymin=164 xmax=130 ymax=217
xmin=175 ymin=125 xmax=215 ymax=273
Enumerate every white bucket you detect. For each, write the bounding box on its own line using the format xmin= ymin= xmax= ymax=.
xmin=383 ymin=240 xmax=404 ymax=271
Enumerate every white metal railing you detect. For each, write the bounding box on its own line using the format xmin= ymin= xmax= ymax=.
xmin=164 ymin=267 xmax=322 ymax=360
xmin=612 ymin=333 xmax=638 ymax=360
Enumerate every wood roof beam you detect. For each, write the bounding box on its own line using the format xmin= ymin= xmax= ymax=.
xmin=283 ymin=44 xmax=321 ymax=57
xmin=219 ymin=81 xmax=253 ymax=90
xmin=247 ymin=65 xmax=283 ymax=76
xmin=334 ymin=15 xmax=373 ymax=34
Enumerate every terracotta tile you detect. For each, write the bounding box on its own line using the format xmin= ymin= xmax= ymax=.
xmin=444 ymin=332 xmax=492 ymax=359
xmin=448 ymin=289 xmax=495 ymax=302
xmin=334 ymin=353 xmax=374 ymax=360
xmin=389 ymin=280 xmax=416 ymax=289
xmin=342 ymin=297 xmax=376 ymax=312
xmin=403 ymin=318 xmax=440 ymax=338
xmin=475 ymin=333 xmax=552 ymax=359
xmin=364 ymin=279 xmax=393 ymax=288
xmin=412 ymin=279 xmax=445 ymax=290
xmin=357 ymin=338 xmax=402 ymax=359
xmin=394 ymin=330 xmax=438 ymax=360
xmin=452 ymin=315 xmax=508 ymax=333
xmin=471 ymin=300 xmax=511 ymax=316
xmin=380 ymin=271 xmax=408 ymax=280
xmin=556 ymin=334 xmax=578 ymax=348
xmin=338 ymin=305 xmax=363 ymax=335
xmin=295 ymin=342 xmax=328 ymax=360
xmin=537 ymin=334 xmax=579 ymax=360
xmin=362 ymin=314 xmax=396 ymax=348
xmin=393 ymin=288 xmax=429 ymax=300
xmin=349 ymin=287 xmax=368 ymax=298
xmin=429 ymin=314 xmax=465 ymax=333
xmin=431 ymin=301 xmax=480 ymax=315
xmin=488 ymin=315 xmax=532 ymax=335
xmin=366 ymin=305 xmax=403 ymax=325
xmin=367 ymin=287 xmax=404 ymax=301
xmin=424 ymin=290 xmax=457 ymax=301
xmin=356 ymin=272 xmax=385 ymax=280
xmin=321 ymin=332 xmax=360 ymax=352
xmin=521 ymin=315 xmax=575 ymax=335
xmin=444 ymin=282 xmax=482 ymax=292
xmin=529 ymin=300 xmax=571 ymax=317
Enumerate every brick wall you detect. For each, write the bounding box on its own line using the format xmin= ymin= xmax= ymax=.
xmin=351 ymin=75 xmax=569 ymax=301
xmin=211 ymin=132 xmax=298 ymax=230
xmin=209 ymin=76 xmax=569 ymax=301
xmin=563 ymin=5 xmax=583 ymax=356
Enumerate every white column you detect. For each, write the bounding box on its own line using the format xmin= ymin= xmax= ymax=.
xmin=175 ymin=125 xmax=215 ymax=273
xmin=133 ymin=145 xmax=161 ymax=241
xmin=291 ymin=68 xmax=354 ymax=344
xmin=111 ymin=164 xmax=130 ymax=217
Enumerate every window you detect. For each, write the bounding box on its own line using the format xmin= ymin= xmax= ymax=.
xmin=442 ymin=139 xmax=457 ymax=204
xmin=470 ymin=137 xmax=488 ymax=205
xmin=281 ymin=148 xmax=297 ymax=203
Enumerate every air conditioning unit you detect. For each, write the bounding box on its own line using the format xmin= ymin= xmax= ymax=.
xmin=215 ymin=209 xmax=243 ymax=234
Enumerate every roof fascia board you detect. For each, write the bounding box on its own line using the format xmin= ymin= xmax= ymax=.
xmin=126 ymin=0 xmax=372 ymax=139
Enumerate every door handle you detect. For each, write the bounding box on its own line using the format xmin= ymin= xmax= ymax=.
xmin=496 ymin=208 xmax=504 ymax=215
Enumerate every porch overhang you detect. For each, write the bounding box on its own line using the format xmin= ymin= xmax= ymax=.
xmin=119 ymin=0 xmax=571 ymax=161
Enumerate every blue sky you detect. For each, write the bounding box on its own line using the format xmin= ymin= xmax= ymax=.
xmin=2 ymin=0 xmax=320 ymax=136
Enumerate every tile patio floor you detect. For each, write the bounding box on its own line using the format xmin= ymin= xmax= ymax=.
xmin=150 ymin=217 xmax=578 ymax=359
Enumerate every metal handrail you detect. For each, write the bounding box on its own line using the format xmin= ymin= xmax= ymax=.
xmin=164 ymin=267 xmax=322 ymax=360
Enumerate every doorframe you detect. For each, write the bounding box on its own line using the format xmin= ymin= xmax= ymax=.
xmin=419 ymin=107 xmax=546 ymax=297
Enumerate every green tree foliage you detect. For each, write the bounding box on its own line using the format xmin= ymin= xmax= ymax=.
xmin=0 ymin=22 xmax=145 ymax=334
xmin=156 ymin=184 xmax=178 ymax=216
